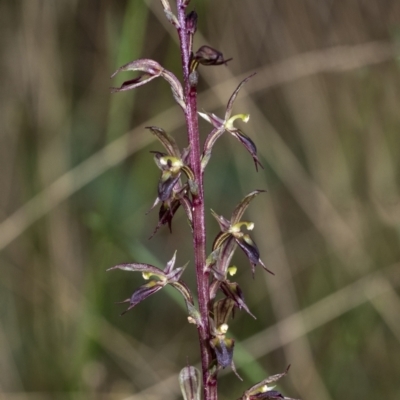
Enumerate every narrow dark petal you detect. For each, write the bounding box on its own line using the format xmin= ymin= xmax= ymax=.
xmin=120 ymin=282 xmax=164 ymax=315
xmin=217 ymin=338 xmax=232 ymax=368
xmin=231 ymin=129 xmax=263 ymax=171
xmin=211 ymin=337 xmax=235 ymax=369
xmin=158 ymin=173 xmax=181 ymax=201
xmin=210 ymin=338 xmax=228 ymax=369
xmin=110 ymin=59 xmax=163 ymax=93
xmin=235 ymin=237 xmax=259 ymax=277
xmin=220 ymin=281 xmax=256 ymax=318
xmin=159 ymin=200 xmax=180 ymax=231
xmin=264 ymin=391 xmax=284 ymax=400
xmin=121 ymin=77 xmax=143 ymax=87
xmin=251 ymin=391 xmax=285 ymax=400
xmin=237 ymin=236 xmax=259 ymax=264
xmin=242 ymin=235 xmax=274 ymax=275
xmin=148 ymin=200 xmax=179 ymax=239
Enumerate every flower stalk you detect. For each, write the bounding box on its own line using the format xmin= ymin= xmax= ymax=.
xmin=176 ymin=1 xmax=215 ymax=397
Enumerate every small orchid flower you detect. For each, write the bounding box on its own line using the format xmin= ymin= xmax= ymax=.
xmin=208 ymin=190 xmax=273 ymax=279
xmin=146 ymin=126 xmax=195 ymax=237
xmin=107 ymin=252 xmax=197 ymax=320
xmin=239 ymin=366 xmax=299 ymax=400
xmin=199 ymin=73 xmax=263 ymax=171
xmin=111 ymin=58 xmax=186 ymax=110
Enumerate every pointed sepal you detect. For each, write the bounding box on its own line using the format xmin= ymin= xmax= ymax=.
xmin=164 ymin=250 xmax=177 ymax=274
xmin=240 ymin=366 xmax=299 ymax=400
xmin=110 ymin=59 xmax=163 ymax=91
xmin=107 ymin=263 xmax=166 ymax=280
xmin=231 ymin=190 xmax=265 ymax=225
xmin=211 ymin=209 xmax=231 ymax=232
xmin=164 ymin=252 xmax=187 ymax=282
xmin=146 ymin=126 xmax=181 ymax=157
xmin=220 ymin=281 xmax=255 ymax=318
xmin=226 ymin=73 xmax=256 ymax=118
xmin=236 ymin=234 xmax=274 ymax=277
xmin=213 ymin=298 xmax=235 ymax=327
xmin=118 ymin=280 xmax=164 ymax=315
xmin=111 ymin=58 xmax=185 ymax=110
xmin=148 ymin=199 xmax=181 ymax=239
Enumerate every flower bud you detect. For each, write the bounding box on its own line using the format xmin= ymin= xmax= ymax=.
xmin=186 ymin=11 xmax=198 ymax=34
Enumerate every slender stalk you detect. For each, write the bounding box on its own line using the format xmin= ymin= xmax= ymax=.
xmin=177 ymin=2 xmax=216 ymax=400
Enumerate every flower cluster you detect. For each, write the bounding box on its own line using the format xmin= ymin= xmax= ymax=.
xmin=108 ymin=1 xmax=297 ymax=400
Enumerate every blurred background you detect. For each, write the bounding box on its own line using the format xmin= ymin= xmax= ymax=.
xmin=1 ymin=0 xmax=400 ymax=399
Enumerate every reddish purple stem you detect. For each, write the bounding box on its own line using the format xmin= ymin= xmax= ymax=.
xmin=177 ymin=2 xmax=217 ymax=400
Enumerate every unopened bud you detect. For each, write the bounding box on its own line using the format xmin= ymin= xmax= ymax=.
xmin=186 ymin=11 xmax=198 ymax=34
xmin=179 ymin=366 xmax=201 ymax=400
xmin=194 ymin=45 xmax=232 ymax=66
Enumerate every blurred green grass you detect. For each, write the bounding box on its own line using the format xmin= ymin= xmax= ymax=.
xmin=1 ymin=0 xmax=400 ymax=399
